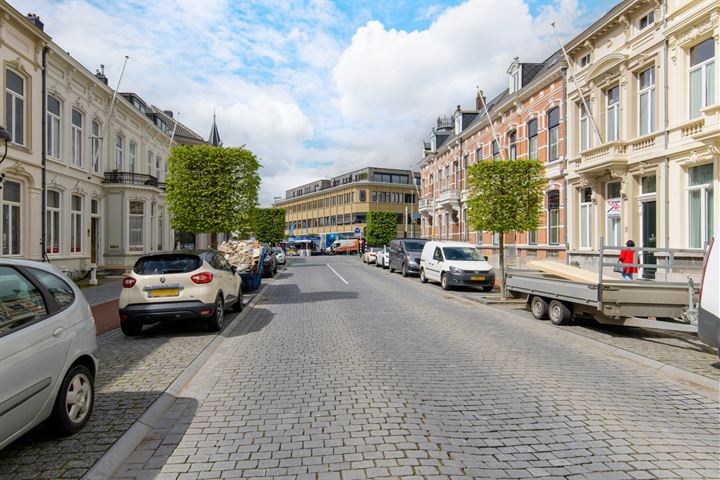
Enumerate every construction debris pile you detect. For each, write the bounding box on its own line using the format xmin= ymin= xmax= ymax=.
xmin=218 ymin=240 xmax=262 ymax=273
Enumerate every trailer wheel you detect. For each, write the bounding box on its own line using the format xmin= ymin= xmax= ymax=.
xmin=548 ymin=300 xmax=572 ymax=325
xmin=530 ymin=296 xmax=548 ymax=320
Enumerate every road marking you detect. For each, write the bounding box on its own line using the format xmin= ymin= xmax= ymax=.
xmin=326 ymin=264 xmax=349 ymax=285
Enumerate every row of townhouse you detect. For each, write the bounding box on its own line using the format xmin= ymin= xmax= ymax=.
xmin=0 ymin=3 xmax=211 ymax=276
xmin=419 ymin=0 xmax=719 ymax=272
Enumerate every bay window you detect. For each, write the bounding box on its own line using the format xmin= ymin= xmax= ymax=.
xmin=46 ymin=190 xmax=61 ymax=254
xmin=606 ymin=86 xmax=619 ymax=142
xmin=70 ymin=195 xmax=82 ymax=253
xmin=688 ymin=163 xmax=714 ymax=249
xmin=639 ymin=67 xmax=655 ymax=135
xmin=579 ymin=187 xmax=592 ymax=249
xmin=71 ymin=109 xmax=82 ymax=166
xmin=5 ymin=69 xmax=25 ymax=146
xmin=129 ymin=201 xmax=144 ymax=251
xmin=690 ymin=38 xmax=715 ymax=119
xmin=527 ymin=119 xmax=538 ymax=160
xmin=548 ymin=108 xmax=559 ymax=161
xmin=47 ymin=96 xmax=61 ymax=159
xmin=2 ymin=181 xmax=21 ymax=255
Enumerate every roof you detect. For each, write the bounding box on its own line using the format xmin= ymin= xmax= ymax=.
xmin=208 ymin=112 xmax=222 ymax=146
xmin=148 ymin=106 xmax=205 ymax=142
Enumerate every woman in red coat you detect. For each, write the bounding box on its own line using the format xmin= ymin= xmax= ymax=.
xmin=618 ymin=240 xmax=638 ymax=280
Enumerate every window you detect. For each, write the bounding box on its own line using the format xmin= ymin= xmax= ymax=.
xmin=579 ymin=103 xmax=591 ymax=151
xmin=454 ymin=115 xmax=462 ymax=135
xmin=508 ymin=131 xmax=517 ymax=160
xmin=147 ymin=151 xmax=154 ymax=175
xmin=46 ymin=190 xmax=61 ymax=254
xmin=156 ymin=155 xmax=161 ymax=179
xmin=129 ymin=142 xmax=137 ymax=173
xmin=639 ymin=11 xmax=654 ymax=30
xmin=150 ymin=203 xmax=155 ymax=251
xmin=91 ymin=120 xmax=101 ymax=172
xmin=606 ymin=182 xmax=622 ymax=247
xmin=548 ymin=108 xmax=560 ymax=161
xmin=580 ymin=53 xmax=591 ymax=68
xmin=71 ymin=110 xmax=83 ymax=166
xmin=690 ymin=38 xmax=715 ymax=119
xmin=528 ymin=230 xmax=537 ymax=245
xmin=70 ymin=195 xmax=82 ymax=253
xmin=510 ymin=70 xmax=520 ymax=93
xmin=606 ymin=86 xmax=620 ymax=142
xmin=444 ymin=165 xmax=450 ymax=189
xmin=475 ymin=145 xmax=483 ymax=162
xmin=548 ymin=190 xmax=560 ymax=245
xmin=47 ymin=96 xmax=61 ymax=159
xmin=91 ymin=199 xmax=99 ymax=215
xmin=433 ymin=247 xmax=443 ymax=261
xmin=31 ymin=268 xmax=75 ymax=309
xmin=688 ymin=163 xmax=714 ymax=249
xmin=641 ymin=175 xmax=656 ymax=195
xmin=0 ymin=267 xmax=47 ymax=336
xmin=527 ymin=119 xmax=538 ymax=160
xmin=129 ymin=201 xmax=144 ymax=251
xmin=491 ymin=140 xmax=500 ymax=160
xmin=580 ymin=187 xmax=592 ymax=249
xmin=359 ymin=190 xmax=366 ymax=202
xmin=5 ymin=69 xmax=25 ymax=146
xmin=639 ymin=68 xmax=655 ymax=135
xmin=2 ymin=181 xmax=21 ymax=255
xmin=492 ymin=232 xmax=500 ymax=245
xmin=114 ymin=134 xmax=124 ymax=170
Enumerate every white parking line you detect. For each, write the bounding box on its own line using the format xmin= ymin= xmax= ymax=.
xmin=326 ymin=264 xmax=349 ymax=285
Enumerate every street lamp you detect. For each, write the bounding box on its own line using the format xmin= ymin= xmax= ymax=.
xmin=0 ymin=125 xmax=11 ymax=165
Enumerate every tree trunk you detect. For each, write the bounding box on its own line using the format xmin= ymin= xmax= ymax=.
xmin=499 ymin=233 xmax=506 ymax=301
xmin=210 ymin=232 xmax=218 ymax=250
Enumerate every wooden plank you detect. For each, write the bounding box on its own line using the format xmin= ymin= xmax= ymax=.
xmin=526 ymin=260 xmax=613 ymax=284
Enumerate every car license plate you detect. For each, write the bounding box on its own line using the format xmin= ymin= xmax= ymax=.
xmin=149 ymin=288 xmax=179 ymax=298
xmin=471 ymin=276 xmax=485 ymax=281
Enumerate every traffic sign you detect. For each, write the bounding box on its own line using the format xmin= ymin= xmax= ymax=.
xmin=354 ymin=227 xmax=361 ymax=235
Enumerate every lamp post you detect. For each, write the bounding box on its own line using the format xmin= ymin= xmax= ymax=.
xmin=0 ymin=125 xmax=12 ymax=188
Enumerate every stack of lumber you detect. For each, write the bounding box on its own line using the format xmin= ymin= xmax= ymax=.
xmin=218 ymin=240 xmax=261 ymax=272
xmin=526 ymin=260 xmax=613 ymax=284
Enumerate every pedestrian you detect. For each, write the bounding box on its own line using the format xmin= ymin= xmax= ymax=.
xmin=618 ymin=240 xmax=638 ymax=280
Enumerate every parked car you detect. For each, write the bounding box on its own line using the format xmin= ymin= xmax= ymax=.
xmin=698 ymin=225 xmax=719 ymax=350
xmin=419 ymin=241 xmax=495 ymax=291
xmin=272 ymin=247 xmax=286 ymax=265
xmin=263 ymin=248 xmax=278 ymax=277
xmin=119 ymin=251 xmax=242 ymax=336
xmin=389 ymin=238 xmax=428 ymax=276
xmin=375 ymin=246 xmax=389 ymax=269
xmin=362 ymin=247 xmax=378 ymax=264
xmin=0 ymin=259 xmax=98 ymax=449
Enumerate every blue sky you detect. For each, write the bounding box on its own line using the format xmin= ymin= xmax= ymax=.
xmin=22 ymin=0 xmax=618 ymax=205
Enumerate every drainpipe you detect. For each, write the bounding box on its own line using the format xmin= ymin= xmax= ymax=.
xmin=663 ymin=0 xmax=670 ymax=249
xmin=41 ymin=45 xmax=49 ymax=261
xmin=562 ymin=66 xmax=569 ymax=264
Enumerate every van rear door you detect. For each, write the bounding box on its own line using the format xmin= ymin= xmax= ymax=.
xmin=698 ymin=231 xmax=719 ymax=348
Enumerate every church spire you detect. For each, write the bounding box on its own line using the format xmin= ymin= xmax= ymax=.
xmin=208 ymin=109 xmax=222 ymax=146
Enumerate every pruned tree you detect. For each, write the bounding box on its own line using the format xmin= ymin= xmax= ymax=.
xmin=466 ymin=159 xmax=547 ymax=299
xmin=366 ymin=211 xmax=398 ymax=247
xmin=166 ymin=145 xmax=260 ymax=248
xmin=252 ymin=207 xmax=286 ymax=244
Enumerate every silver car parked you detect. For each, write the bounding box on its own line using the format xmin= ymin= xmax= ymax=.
xmin=0 ymin=259 xmax=98 ymax=450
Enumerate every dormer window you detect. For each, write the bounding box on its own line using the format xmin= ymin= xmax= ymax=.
xmin=639 ymin=11 xmax=654 ymax=30
xmin=454 ymin=116 xmax=462 ymax=135
xmin=580 ymin=53 xmax=591 ymax=68
xmin=511 ymin=71 xmax=520 ymax=93
xmin=508 ymin=59 xmax=522 ymax=94
xmin=430 ymin=135 xmax=436 ymax=151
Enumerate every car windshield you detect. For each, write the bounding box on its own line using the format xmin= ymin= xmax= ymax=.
xmin=404 ymin=240 xmax=426 ymax=252
xmin=273 ymin=248 xmax=283 ymax=254
xmin=442 ymin=247 xmax=484 ymax=261
xmin=134 ymin=254 xmax=201 ymax=275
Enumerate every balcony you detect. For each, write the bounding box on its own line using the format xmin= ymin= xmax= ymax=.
xmin=103 ymin=171 xmax=165 ymax=190
xmin=576 ymin=141 xmax=628 ymax=175
xmin=437 ymin=189 xmax=461 ymax=212
xmin=419 ymin=198 xmax=434 ymax=215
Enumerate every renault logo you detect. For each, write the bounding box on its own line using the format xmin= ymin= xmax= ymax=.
xmin=160 ymin=276 xmax=166 ymax=283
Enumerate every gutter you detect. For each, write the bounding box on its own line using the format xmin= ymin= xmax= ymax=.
xmin=562 ymin=65 xmax=569 ymax=264
xmin=663 ymin=0 xmax=670 ymax=250
xmin=41 ymin=45 xmax=49 ymax=261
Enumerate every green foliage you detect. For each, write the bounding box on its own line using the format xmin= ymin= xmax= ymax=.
xmin=366 ymin=211 xmax=397 ymax=247
xmin=466 ymin=159 xmax=547 ymax=234
xmin=252 ymin=207 xmax=286 ymax=243
xmin=166 ymin=145 xmax=261 ymax=239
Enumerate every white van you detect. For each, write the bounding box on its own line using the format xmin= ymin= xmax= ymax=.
xmin=698 ymin=225 xmax=718 ymax=350
xmin=419 ymin=241 xmax=495 ymax=291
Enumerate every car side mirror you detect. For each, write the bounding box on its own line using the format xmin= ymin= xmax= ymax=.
xmin=484 ymin=256 xmax=489 ymax=261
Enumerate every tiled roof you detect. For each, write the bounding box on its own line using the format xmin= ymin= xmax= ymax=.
xmin=148 ymin=106 xmax=204 ymax=141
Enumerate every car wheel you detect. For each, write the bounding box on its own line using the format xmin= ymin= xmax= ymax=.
xmin=401 ymin=263 xmax=408 ymax=277
xmin=389 ymin=263 xmax=395 ymax=273
xmin=232 ymin=286 xmax=243 ymax=312
xmin=530 ymin=296 xmax=548 ymax=319
xmin=481 ymin=285 xmax=494 ymax=293
xmin=441 ymin=273 xmax=451 ymax=290
xmin=419 ymin=268 xmax=428 ymax=283
xmin=49 ymin=364 xmax=94 ymax=435
xmin=548 ymin=300 xmax=571 ymax=325
xmin=120 ymin=319 xmax=142 ymax=336
xmin=207 ymin=296 xmax=225 ymax=331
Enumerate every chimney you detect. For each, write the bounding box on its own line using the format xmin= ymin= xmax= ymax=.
xmin=476 ymin=89 xmax=486 ymax=111
xmin=95 ymin=65 xmax=108 ymax=85
xmin=25 ymin=13 xmax=44 ymax=31
xmin=163 ymin=110 xmax=174 ymax=118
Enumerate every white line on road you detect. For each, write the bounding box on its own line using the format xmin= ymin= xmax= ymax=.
xmin=326 ymin=264 xmax=349 ymax=285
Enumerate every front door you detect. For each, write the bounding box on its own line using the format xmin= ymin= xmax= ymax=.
xmin=90 ymin=218 xmax=98 ymax=264
xmin=641 ymin=201 xmax=657 ymax=279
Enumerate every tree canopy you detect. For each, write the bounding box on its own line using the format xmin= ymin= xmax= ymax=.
xmin=252 ymin=207 xmax=286 ymax=244
xmin=166 ymin=145 xmax=261 ymax=245
xmin=366 ymin=211 xmax=398 ymax=247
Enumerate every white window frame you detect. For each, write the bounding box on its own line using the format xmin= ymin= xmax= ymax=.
xmin=689 ymin=39 xmax=715 ymax=119
xmin=91 ymin=120 xmax=101 ymax=172
xmin=606 ymin=86 xmax=620 ymax=142
xmin=606 ymin=182 xmax=622 ymax=247
xmin=638 ymin=10 xmax=654 ymax=31
xmin=114 ymin=134 xmax=124 ymax=170
xmin=579 ymin=188 xmax=592 ymax=249
xmin=548 ymin=108 xmax=560 ymax=162
xmin=527 ymin=120 xmax=538 ymax=160
xmin=5 ymin=69 xmax=25 ymax=147
xmin=508 ymin=131 xmax=517 ymax=160
xmin=2 ymin=180 xmax=22 ymax=256
xmin=638 ymin=67 xmax=655 ymax=136
xmin=71 ymin=109 xmax=83 ymax=167
xmin=47 ymin=95 xmax=61 ymax=159
xmin=129 ymin=141 xmax=137 ymax=173
xmin=548 ymin=190 xmax=561 ymax=246
xmin=580 ymin=53 xmax=591 ymax=68
xmin=46 ymin=190 xmax=61 ymax=255
xmin=454 ymin=115 xmax=462 ymax=135
xmin=70 ymin=195 xmax=82 ymax=253
xmin=129 ymin=201 xmax=144 ymax=252
xmin=528 ymin=230 xmax=538 ymax=245
xmin=580 ymin=103 xmax=591 ymax=151
xmin=688 ymin=164 xmax=714 ymax=249
xmin=147 ymin=150 xmax=154 ymax=175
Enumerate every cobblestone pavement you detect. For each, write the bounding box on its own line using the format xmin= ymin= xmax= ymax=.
xmin=0 ymin=285 xmax=265 ymax=480
xmin=117 ymin=256 xmax=719 ymax=480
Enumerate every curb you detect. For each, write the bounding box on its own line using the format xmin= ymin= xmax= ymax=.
xmin=82 ymin=272 xmax=282 ymax=480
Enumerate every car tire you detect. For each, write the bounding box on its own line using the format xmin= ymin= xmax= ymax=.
xmin=401 ymin=263 xmax=408 ymax=277
xmin=49 ymin=364 xmax=94 ymax=436
xmin=389 ymin=263 xmax=395 ymax=273
xmin=530 ymin=295 xmax=548 ymax=319
xmin=207 ymin=296 xmax=225 ymax=332
xmin=481 ymin=285 xmax=494 ymax=293
xmin=120 ymin=319 xmax=142 ymax=336
xmin=419 ymin=268 xmax=428 ymax=283
xmin=441 ymin=273 xmax=451 ymax=290
xmin=232 ymin=286 xmax=243 ymax=312
xmin=548 ymin=300 xmax=571 ymax=325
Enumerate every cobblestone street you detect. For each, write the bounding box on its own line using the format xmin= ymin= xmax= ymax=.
xmin=114 ymin=256 xmax=720 ymax=480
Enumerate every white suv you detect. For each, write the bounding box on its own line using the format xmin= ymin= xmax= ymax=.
xmin=0 ymin=259 xmax=98 ymax=450
xmin=119 ymin=251 xmax=242 ymax=336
